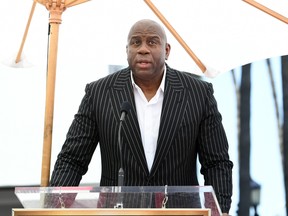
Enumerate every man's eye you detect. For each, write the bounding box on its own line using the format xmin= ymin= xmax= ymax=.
xmin=132 ymin=40 xmax=140 ymax=45
xmin=148 ymin=40 xmax=157 ymax=45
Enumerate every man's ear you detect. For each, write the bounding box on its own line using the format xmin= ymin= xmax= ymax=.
xmin=165 ymin=43 xmax=171 ymax=60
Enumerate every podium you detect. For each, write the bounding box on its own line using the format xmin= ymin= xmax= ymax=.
xmin=13 ymin=185 xmax=222 ymax=216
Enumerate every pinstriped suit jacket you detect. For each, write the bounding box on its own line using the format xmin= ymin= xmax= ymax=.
xmin=50 ymin=65 xmax=233 ymax=212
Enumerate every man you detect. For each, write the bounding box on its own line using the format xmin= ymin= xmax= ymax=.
xmin=50 ymin=19 xmax=233 ymax=214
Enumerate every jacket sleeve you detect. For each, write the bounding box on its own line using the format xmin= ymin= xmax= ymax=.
xmin=49 ymin=83 xmax=99 ymax=186
xmin=197 ymin=83 xmax=233 ymax=213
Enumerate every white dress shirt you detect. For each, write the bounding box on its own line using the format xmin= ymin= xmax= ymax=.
xmin=131 ymin=69 xmax=166 ymax=171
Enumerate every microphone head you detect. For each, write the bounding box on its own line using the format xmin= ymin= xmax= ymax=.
xmin=120 ymin=101 xmax=132 ymax=114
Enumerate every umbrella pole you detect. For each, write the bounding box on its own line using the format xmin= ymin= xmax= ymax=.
xmin=36 ymin=0 xmax=90 ymax=187
xmin=40 ymin=6 xmax=64 ymax=187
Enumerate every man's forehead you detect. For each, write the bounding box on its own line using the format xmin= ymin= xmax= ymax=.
xmin=128 ymin=25 xmax=164 ymax=40
xmin=131 ymin=25 xmax=160 ymax=33
xmin=130 ymin=32 xmax=161 ymax=38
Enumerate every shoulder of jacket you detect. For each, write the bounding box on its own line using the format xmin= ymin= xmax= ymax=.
xmin=87 ymin=67 xmax=130 ymax=88
xmin=167 ymin=65 xmax=211 ymax=88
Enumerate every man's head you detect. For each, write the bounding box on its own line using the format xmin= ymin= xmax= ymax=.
xmin=126 ymin=19 xmax=171 ymax=83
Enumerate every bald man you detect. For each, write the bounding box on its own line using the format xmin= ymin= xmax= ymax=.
xmin=50 ymin=19 xmax=233 ymax=215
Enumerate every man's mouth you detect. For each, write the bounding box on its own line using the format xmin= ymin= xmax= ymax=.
xmin=137 ymin=60 xmax=150 ymax=64
xmin=137 ymin=61 xmax=151 ymax=68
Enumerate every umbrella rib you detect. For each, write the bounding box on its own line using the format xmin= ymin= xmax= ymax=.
xmin=15 ymin=1 xmax=37 ymax=63
xmin=243 ymin=0 xmax=288 ymax=24
xmin=66 ymin=0 xmax=91 ymax=8
xmin=143 ymin=0 xmax=206 ymax=73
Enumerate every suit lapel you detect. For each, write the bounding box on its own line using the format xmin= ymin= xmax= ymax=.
xmin=150 ymin=67 xmax=187 ymax=176
xmin=109 ymin=68 xmax=149 ymax=175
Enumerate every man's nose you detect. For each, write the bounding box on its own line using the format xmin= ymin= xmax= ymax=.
xmin=137 ymin=43 xmax=150 ymax=54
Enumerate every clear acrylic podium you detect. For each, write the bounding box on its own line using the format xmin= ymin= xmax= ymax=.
xmin=13 ymin=185 xmax=222 ymax=216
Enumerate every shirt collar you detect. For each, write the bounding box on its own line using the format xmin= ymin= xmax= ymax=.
xmin=130 ymin=65 xmax=166 ymax=92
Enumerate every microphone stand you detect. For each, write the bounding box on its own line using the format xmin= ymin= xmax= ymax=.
xmin=114 ymin=113 xmax=125 ymax=208
xmin=117 ymin=120 xmax=124 ymax=188
xmin=114 ymin=101 xmax=131 ymax=208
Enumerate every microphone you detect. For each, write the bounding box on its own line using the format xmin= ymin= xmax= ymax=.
xmin=120 ymin=101 xmax=132 ymax=121
xmin=118 ymin=101 xmax=132 ymax=187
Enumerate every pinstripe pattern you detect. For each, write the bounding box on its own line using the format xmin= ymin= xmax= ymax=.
xmin=50 ymin=65 xmax=233 ymax=213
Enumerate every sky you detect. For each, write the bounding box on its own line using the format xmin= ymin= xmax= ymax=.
xmin=0 ymin=0 xmax=287 ymax=215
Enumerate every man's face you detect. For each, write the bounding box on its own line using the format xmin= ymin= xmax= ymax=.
xmin=126 ymin=21 xmax=170 ymax=82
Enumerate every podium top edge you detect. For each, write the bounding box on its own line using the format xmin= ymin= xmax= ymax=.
xmin=15 ymin=185 xmax=215 ymax=194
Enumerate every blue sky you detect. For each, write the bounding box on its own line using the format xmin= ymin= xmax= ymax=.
xmin=206 ymin=57 xmax=285 ymax=215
